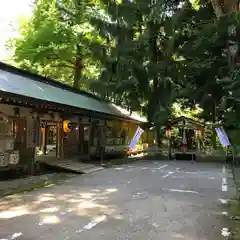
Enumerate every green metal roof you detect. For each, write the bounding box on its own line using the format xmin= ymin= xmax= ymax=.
xmin=0 ymin=63 xmax=146 ymax=123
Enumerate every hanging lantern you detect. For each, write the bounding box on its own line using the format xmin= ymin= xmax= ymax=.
xmin=165 ymin=128 xmax=172 ymax=138
xmin=195 ymin=129 xmax=202 ymax=138
xmin=165 ymin=129 xmax=172 ymax=138
xmin=63 ymin=120 xmax=72 ymax=133
xmin=165 ymin=121 xmax=172 ymax=138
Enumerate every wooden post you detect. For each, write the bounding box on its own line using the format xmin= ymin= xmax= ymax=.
xmin=225 ymin=146 xmax=228 ymax=164
xmin=56 ymin=121 xmax=61 ymax=159
xmin=100 ymin=125 xmax=105 ymax=165
xmin=43 ymin=125 xmax=47 ymax=155
xmin=196 ymin=136 xmax=200 ymax=152
xmin=88 ymin=122 xmax=92 ymax=161
xmin=30 ymin=147 xmax=35 ymax=175
xmin=61 ymin=123 xmax=64 ymax=159
xmin=168 ymin=137 xmax=171 ymax=160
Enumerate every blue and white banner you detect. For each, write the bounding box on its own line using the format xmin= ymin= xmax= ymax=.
xmin=129 ymin=126 xmax=144 ymax=151
xmin=215 ymin=126 xmax=231 ymax=147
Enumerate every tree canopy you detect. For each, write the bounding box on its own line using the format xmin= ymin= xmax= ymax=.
xmin=6 ymin=0 xmax=240 ymax=133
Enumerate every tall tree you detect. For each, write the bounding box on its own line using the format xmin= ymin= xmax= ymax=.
xmin=7 ymin=0 xmax=101 ymax=89
xmin=89 ymin=0 xmax=200 ymax=144
xmin=209 ymin=0 xmax=240 ymax=71
xmin=188 ymin=1 xmax=240 ymax=125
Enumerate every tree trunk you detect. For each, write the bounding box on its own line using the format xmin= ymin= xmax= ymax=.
xmin=148 ymin=19 xmax=161 ymax=146
xmin=227 ymin=24 xmax=240 ymax=70
xmin=211 ymin=0 xmax=240 ymax=18
xmin=210 ymin=1 xmax=240 ymax=70
xmin=73 ymin=44 xmax=83 ymax=89
xmin=155 ymin=123 xmax=161 ymax=147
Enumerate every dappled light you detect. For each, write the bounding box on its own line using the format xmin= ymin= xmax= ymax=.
xmin=106 ymin=188 xmax=118 ymax=193
xmin=0 ymin=205 xmax=29 ymax=219
xmin=221 ymin=228 xmax=231 ymax=237
xmin=45 ymin=184 xmax=56 ymax=188
xmin=68 ymin=198 xmax=84 ymax=203
xmin=0 ymin=0 xmax=237 ymax=237
xmin=38 ymin=196 xmax=56 ymax=202
xmin=39 ymin=207 xmax=59 ymax=213
xmin=0 ymin=184 xmax=123 ymax=239
xmin=39 ymin=215 xmax=60 ymax=225
xmin=114 ymin=214 xmax=124 ymax=220
xmin=129 ymin=152 xmax=146 ymax=158
xmin=91 ymin=189 xmax=101 ymax=193
xmin=0 ymin=160 xmax=234 ymax=239
xmin=80 ymin=193 xmax=95 ymax=199
xmin=76 ymin=200 xmax=116 ymax=217
xmin=114 ymin=167 xmax=124 ymax=170
xmin=76 ymin=215 xmax=107 ymax=233
xmin=171 ymin=233 xmax=185 ymax=238
xmin=10 ymin=232 xmax=23 ymax=239
xmin=0 ymin=183 xmax=121 ymax=232
xmin=78 ymin=202 xmax=104 ymax=209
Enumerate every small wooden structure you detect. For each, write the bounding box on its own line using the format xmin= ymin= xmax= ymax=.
xmin=165 ymin=116 xmax=204 ymax=160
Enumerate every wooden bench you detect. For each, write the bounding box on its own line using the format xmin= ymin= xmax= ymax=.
xmin=174 ymin=152 xmax=196 ymax=161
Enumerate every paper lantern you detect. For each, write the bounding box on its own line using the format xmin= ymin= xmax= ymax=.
xmin=63 ymin=120 xmax=72 ymax=133
xmin=195 ymin=129 xmax=202 ymax=138
xmin=165 ymin=129 xmax=172 ymax=138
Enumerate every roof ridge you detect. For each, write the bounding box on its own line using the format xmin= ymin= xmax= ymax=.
xmin=0 ymin=61 xmax=104 ymax=102
xmin=0 ymin=61 xmax=146 ymax=123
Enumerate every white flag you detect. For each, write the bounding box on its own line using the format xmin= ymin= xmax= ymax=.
xmin=129 ymin=126 xmax=144 ymax=151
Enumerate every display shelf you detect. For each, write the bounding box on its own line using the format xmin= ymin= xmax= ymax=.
xmin=0 ymin=120 xmax=19 ymax=167
xmin=106 ymin=137 xmax=128 ymax=146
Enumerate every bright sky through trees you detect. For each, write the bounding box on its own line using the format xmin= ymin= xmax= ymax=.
xmin=0 ymin=0 xmax=32 ymax=60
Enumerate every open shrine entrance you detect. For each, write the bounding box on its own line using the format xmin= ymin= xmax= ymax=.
xmin=165 ymin=116 xmax=204 ymax=160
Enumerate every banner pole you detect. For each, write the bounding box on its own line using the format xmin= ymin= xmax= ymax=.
xmin=225 ymin=146 xmax=228 ymax=164
xmin=129 ymin=126 xmax=144 ymax=155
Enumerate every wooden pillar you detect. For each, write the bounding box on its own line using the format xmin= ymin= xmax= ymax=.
xmin=40 ymin=128 xmax=44 ymax=152
xmin=43 ymin=125 xmax=47 ymax=154
xmin=88 ymin=122 xmax=92 ymax=161
xmin=168 ymin=137 xmax=171 ymax=160
xmin=195 ymin=129 xmax=202 ymax=153
xmin=196 ymin=137 xmax=199 ymax=152
xmin=99 ymin=123 xmax=106 ymax=165
xmin=56 ymin=121 xmax=62 ymax=159
xmin=61 ymin=130 xmax=64 ymax=158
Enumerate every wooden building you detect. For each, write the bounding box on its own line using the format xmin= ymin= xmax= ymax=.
xmin=0 ymin=62 xmax=153 ymax=174
xmin=165 ymin=116 xmax=204 ymax=160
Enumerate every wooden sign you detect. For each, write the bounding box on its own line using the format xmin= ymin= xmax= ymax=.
xmin=26 ymin=117 xmax=41 ymax=148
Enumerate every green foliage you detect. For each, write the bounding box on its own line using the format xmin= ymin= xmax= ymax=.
xmin=7 ymin=0 xmax=102 ymax=89
xmin=88 ymin=0 xmax=200 ymax=122
xmin=6 ymin=0 xmax=240 ymax=139
xmin=171 ymin=102 xmax=203 ymax=120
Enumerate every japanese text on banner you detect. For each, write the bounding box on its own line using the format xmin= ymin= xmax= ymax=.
xmin=215 ymin=127 xmax=231 ymax=147
xmin=129 ymin=126 xmax=144 ymax=151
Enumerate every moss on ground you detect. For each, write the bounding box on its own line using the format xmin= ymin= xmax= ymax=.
xmin=227 ymin=199 xmax=240 ymax=239
xmin=104 ymin=157 xmax=138 ymax=168
xmin=229 ymin=199 xmax=240 ymax=216
xmin=0 ymin=174 xmax=72 ymax=198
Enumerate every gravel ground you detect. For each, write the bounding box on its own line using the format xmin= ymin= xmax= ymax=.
xmin=0 ymin=160 xmax=233 ymax=240
xmin=0 ymin=173 xmax=76 ymax=197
